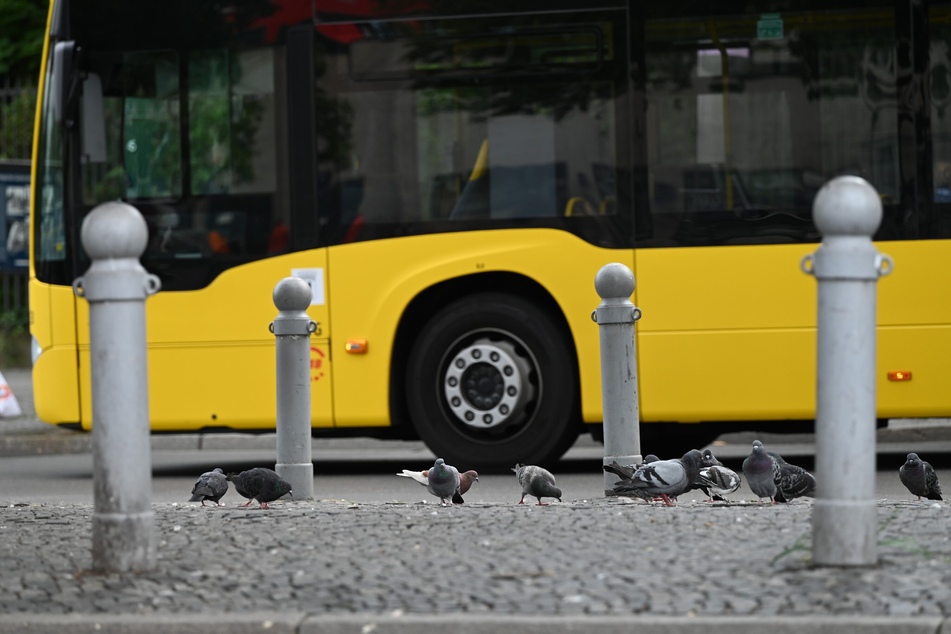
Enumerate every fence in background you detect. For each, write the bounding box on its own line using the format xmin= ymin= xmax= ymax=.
xmin=1 ymin=271 xmax=26 ymax=315
xmin=0 ymin=76 xmax=35 ymax=318
xmin=0 ymin=75 xmax=35 ymax=161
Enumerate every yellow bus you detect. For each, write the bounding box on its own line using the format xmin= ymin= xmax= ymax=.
xmin=29 ymin=0 xmax=951 ymax=469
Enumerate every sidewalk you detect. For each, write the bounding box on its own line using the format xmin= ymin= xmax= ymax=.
xmin=0 ymin=497 xmax=949 ymax=633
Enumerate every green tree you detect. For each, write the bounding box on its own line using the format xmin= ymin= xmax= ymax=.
xmin=0 ymin=0 xmax=46 ymax=78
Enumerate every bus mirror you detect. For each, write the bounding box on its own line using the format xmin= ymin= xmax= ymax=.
xmin=52 ymin=40 xmax=77 ymax=126
xmin=81 ymin=73 xmax=106 ymax=163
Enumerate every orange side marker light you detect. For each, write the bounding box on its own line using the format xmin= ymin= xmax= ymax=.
xmin=345 ymin=339 xmax=368 ymax=354
xmin=887 ymin=371 xmax=912 ymax=382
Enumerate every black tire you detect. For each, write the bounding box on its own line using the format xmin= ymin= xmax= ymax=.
xmin=406 ymin=292 xmax=580 ymax=471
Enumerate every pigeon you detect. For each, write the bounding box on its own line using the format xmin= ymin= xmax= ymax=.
xmin=226 ymin=468 xmax=292 ymax=509
xmin=189 ymin=467 xmax=229 ymax=506
xmin=427 ymin=458 xmax=461 ymax=506
xmin=688 ymin=448 xmax=736 ymax=500
xmin=610 ymin=449 xmax=703 ymax=506
xmin=742 ymin=441 xmax=815 ymax=503
xmin=899 ymin=452 xmax=943 ymax=501
xmin=774 ymin=461 xmax=816 ymax=503
xmin=513 ymin=464 xmax=562 ymax=505
xmin=696 ymin=465 xmax=742 ymax=502
xmin=742 ymin=443 xmax=779 ymax=502
xmin=397 ymin=466 xmax=479 ymax=503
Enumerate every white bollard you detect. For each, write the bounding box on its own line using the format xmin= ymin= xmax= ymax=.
xmin=271 ymin=277 xmax=317 ymax=500
xmin=592 ymin=263 xmax=642 ymax=495
xmin=73 ymin=202 xmax=160 ymax=572
xmin=802 ymin=176 xmax=892 ymax=566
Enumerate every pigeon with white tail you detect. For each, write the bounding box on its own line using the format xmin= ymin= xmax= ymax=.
xmin=397 ymin=464 xmax=479 ymax=504
xmin=426 ymin=458 xmax=461 ymax=506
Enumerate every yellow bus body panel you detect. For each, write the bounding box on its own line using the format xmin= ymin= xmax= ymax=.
xmin=29 ymin=283 xmax=82 ymax=425
xmin=327 ymin=229 xmax=631 ymax=427
xmin=71 ymin=252 xmax=332 ymax=432
xmin=634 ymin=240 xmax=951 ymax=422
xmin=32 ymin=232 xmax=951 ymax=432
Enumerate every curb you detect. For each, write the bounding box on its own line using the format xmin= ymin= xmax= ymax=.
xmin=0 ymin=613 xmax=947 ymax=634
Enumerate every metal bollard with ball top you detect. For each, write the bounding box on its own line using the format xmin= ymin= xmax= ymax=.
xmin=73 ymin=201 xmax=160 ymax=572
xmin=802 ymin=175 xmax=892 ymax=566
xmin=270 ymin=277 xmax=318 ymax=500
xmin=592 ymin=262 xmax=643 ymax=495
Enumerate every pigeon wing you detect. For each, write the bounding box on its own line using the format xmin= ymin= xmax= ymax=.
xmin=775 ymin=463 xmax=815 ymax=502
xmin=697 ymin=465 xmax=741 ymax=499
xmin=924 ymin=461 xmax=943 ymax=500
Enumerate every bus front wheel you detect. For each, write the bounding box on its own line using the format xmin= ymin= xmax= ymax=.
xmin=405 ymin=293 xmax=580 ymax=471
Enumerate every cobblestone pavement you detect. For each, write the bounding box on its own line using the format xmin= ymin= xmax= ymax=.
xmin=0 ymin=498 xmax=949 ymax=623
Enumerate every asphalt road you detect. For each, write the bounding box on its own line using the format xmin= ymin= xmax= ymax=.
xmin=0 ymin=443 xmax=945 ymax=506
xmin=2 ymin=366 xmax=951 ymax=505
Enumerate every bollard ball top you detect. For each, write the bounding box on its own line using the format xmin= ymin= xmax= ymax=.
xmin=273 ymin=276 xmax=313 ymax=311
xmin=594 ymin=262 xmax=635 ymax=299
xmin=80 ymin=201 xmax=149 ymax=260
xmin=812 ymin=175 xmax=882 ymax=237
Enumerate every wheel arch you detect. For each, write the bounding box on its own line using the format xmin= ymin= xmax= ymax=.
xmin=388 ymin=272 xmax=581 ymax=438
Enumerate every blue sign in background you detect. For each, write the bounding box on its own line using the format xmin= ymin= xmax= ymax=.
xmin=0 ymin=161 xmax=30 ymax=271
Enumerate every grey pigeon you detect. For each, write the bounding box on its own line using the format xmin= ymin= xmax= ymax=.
xmin=742 ymin=443 xmax=778 ymax=502
xmin=774 ymin=461 xmax=816 ymax=503
xmin=696 ymin=465 xmax=742 ymax=501
xmin=397 ymin=466 xmax=479 ymax=504
xmin=513 ymin=464 xmax=562 ymax=505
xmin=189 ymin=467 xmax=228 ymax=506
xmin=427 ymin=458 xmax=461 ymax=505
xmin=743 ymin=441 xmax=815 ymax=503
xmin=899 ymin=453 xmax=943 ymax=501
xmin=610 ymin=449 xmax=703 ymax=506
xmin=226 ymin=468 xmax=292 ymax=509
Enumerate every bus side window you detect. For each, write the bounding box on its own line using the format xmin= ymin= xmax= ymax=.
xmin=935 ymin=162 xmax=951 ymax=202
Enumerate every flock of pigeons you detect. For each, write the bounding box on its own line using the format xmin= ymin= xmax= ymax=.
xmin=187 ymin=443 xmax=943 ymax=509
xmin=603 ymin=442 xmax=944 ymax=506
xmin=602 ymin=441 xmax=814 ymax=506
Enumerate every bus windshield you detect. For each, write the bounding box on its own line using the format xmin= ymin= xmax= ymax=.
xmin=35 ymin=0 xmax=632 ymax=291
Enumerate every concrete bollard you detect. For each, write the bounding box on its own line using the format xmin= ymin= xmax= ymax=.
xmin=592 ymin=262 xmax=643 ymax=495
xmin=73 ymin=202 xmax=159 ymax=572
xmin=270 ymin=277 xmax=318 ymax=500
xmin=802 ymin=176 xmax=892 ymax=566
